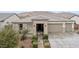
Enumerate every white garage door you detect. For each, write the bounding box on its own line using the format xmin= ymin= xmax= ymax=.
xmin=65 ymin=23 xmax=72 ymax=32
xmin=48 ymin=23 xmax=63 ymax=33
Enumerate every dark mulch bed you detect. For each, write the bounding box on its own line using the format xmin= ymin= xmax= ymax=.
xmin=20 ymin=38 xmax=32 ymax=48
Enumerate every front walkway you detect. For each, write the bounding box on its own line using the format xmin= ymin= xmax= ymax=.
xmin=38 ymin=33 xmax=44 ymax=48
xmin=48 ymin=32 xmax=79 ymax=48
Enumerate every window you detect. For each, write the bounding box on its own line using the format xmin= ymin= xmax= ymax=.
xmin=19 ymin=24 xmax=23 ymax=30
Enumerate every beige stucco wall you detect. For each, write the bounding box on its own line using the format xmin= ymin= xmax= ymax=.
xmin=4 ymin=15 xmax=20 ymax=31
xmin=4 ymin=15 xmax=33 ymax=33
xmin=23 ymin=24 xmax=27 ymax=30
xmin=12 ymin=23 xmax=33 ymax=35
xmin=27 ymin=23 xmax=33 ymax=34
xmin=12 ymin=24 xmax=19 ymax=31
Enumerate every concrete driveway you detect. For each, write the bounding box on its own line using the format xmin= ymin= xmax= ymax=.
xmin=48 ymin=32 xmax=79 ymax=48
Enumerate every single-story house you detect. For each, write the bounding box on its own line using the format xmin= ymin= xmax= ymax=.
xmin=0 ymin=11 xmax=77 ymax=36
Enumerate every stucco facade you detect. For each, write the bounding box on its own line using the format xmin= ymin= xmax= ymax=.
xmin=0 ymin=11 xmax=76 ymax=36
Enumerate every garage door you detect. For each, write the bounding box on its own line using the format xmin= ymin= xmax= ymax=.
xmin=48 ymin=23 xmax=63 ymax=33
xmin=65 ymin=23 xmax=72 ymax=32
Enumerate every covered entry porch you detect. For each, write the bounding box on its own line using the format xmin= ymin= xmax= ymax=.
xmin=33 ymin=20 xmax=48 ymax=35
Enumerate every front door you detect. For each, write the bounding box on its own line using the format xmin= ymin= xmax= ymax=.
xmin=36 ymin=24 xmax=44 ymax=32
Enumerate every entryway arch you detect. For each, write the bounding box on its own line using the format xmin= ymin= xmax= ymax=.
xmin=33 ymin=20 xmax=48 ymax=35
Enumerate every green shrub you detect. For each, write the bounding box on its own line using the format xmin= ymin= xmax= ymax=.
xmin=32 ymin=36 xmax=38 ymax=43
xmin=43 ymin=34 xmax=48 ymax=39
xmin=32 ymin=35 xmax=38 ymax=48
xmin=44 ymin=43 xmax=50 ymax=48
xmin=0 ymin=25 xmax=19 ymax=48
xmin=32 ymin=36 xmax=38 ymax=40
xmin=44 ymin=40 xmax=49 ymax=42
xmin=43 ymin=35 xmax=50 ymax=48
xmin=43 ymin=40 xmax=50 ymax=48
xmin=21 ymin=29 xmax=29 ymax=40
xmin=32 ymin=42 xmax=38 ymax=48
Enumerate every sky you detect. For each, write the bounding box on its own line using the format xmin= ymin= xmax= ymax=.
xmin=0 ymin=0 xmax=79 ymax=14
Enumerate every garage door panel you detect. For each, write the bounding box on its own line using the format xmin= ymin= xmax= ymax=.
xmin=48 ymin=23 xmax=63 ymax=33
xmin=65 ymin=23 xmax=72 ymax=32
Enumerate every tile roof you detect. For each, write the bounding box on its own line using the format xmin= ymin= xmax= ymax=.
xmin=17 ymin=11 xmax=76 ymax=19
xmin=0 ymin=11 xmax=77 ymax=22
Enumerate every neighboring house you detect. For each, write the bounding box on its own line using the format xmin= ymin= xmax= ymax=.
xmin=70 ymin=16 xmax=79 ymax=30
xmin=0 ymin=11 xmax=77 ymax=36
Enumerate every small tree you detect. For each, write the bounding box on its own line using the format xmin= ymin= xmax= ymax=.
xmin=0 ymin=25 xmax=19 ymax=48
xmin=21 ymin=29 xmax=29 ymax=40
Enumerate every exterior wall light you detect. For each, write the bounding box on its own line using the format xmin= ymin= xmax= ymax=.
xmin=34 ymin=25 xmax=35 ymax=27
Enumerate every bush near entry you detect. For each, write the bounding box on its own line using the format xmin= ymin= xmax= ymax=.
xmin=43 ymin=34 xmax=48 ymax=39
xmin=43 ymin=40 xmax=50 ymax=48
xmin=43 ymin=34 xmax=50 ymax=48
xmin=32 ymin=36 xmax=38 ymax=48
